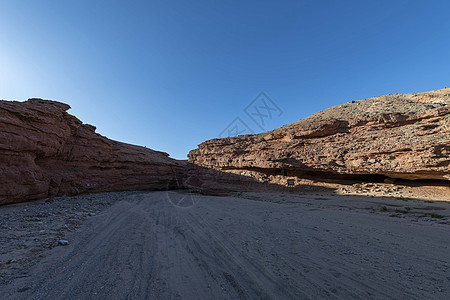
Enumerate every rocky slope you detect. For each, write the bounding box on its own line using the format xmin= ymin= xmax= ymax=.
xmin=189 ymin=88 xmax=450 ymax=184
xmin=0 ymin=98 xmax=184 ymax=205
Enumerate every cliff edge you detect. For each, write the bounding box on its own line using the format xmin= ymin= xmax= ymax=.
xmin=189 ymin=88 xmax=450 ymax=183
xmin=0 ymin=98 xmax=184 ymax=205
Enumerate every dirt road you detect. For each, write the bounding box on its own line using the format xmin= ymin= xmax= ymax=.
xmin=2 ymin=191 xmax=450 ymax=299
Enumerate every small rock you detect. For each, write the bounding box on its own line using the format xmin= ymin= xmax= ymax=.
xmin=45 ymin=197 xmax=55 ymax=203
xmin=58 ymin=239 xmax=69 ymax=246
xmin=17 ymin=286 xmax=30 ymax=293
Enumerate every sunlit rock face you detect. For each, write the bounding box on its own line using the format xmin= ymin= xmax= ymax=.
xmin=189 ymin=88 xmax=450 ymax=183
xmin=0 ymin=98 xmax=185 ymax=205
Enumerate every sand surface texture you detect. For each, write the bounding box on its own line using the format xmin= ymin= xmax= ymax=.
xmin=1 ymin=191 xmax=450 ymax=299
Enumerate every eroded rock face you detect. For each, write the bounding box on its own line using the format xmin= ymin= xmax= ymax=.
xmin=189 ymin=88 xmax=450 ymax=183
xmin=0 ymin=98 xmax=185 ymax=205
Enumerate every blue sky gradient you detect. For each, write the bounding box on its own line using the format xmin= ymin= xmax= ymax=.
xmin=1 ymin=1 xmax=449 ymax=158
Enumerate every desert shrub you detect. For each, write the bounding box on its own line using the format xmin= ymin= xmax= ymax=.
xmin=379 ymin=206 xmax=388 ymax=212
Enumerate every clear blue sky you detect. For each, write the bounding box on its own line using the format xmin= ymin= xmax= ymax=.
xmin=1 ymin=1 xmax=449 ymax=159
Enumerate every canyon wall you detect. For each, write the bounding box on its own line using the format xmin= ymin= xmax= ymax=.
xmin=0 ymin=98 xmax=184 ymax=205
xmin=2 ymin=88 xmax=449 ymax=205
xmin=189 ymin=88 xmax=450 ymax=184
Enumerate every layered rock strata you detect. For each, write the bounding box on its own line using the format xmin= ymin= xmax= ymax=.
xmin=0 ymin=98 xmax=184 ymax=205
xmin=189 ymin=88 xmax=450 ymax=183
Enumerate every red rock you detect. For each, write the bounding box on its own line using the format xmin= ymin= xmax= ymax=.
xmin=0 ymin=98 xmax=184 ymax=205
xmin=189 ymin=88 xmax=450 ymax=183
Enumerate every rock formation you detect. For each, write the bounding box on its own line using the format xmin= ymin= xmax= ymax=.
xmin=0 ymin=98 xmax=184 ymax=205
xmin=189 ymin=88 xmax=450 ymax=183
xmin=2 ymin=88 xmax=449 ymax=205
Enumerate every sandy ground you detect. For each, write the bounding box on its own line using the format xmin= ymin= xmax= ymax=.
xmin=1 ymin=190 xmax=450 ymax=299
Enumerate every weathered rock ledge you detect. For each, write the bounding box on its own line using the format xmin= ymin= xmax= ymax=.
xmin=189 ymin=88 xmax=450 ymax=183
xmin=0 ymin=98 xmax=184 ymax=205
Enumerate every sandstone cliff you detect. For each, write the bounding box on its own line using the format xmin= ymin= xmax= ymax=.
xmin=0 ymin=98 xmax=184 ymax=205
xmin=189 ymin=88 xmax=450 ymax=183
